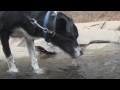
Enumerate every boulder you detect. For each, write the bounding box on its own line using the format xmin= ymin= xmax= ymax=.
xmin=0 ymin=45 xmax=28 ymax=61
xmin=75 ymin=21 xmax=106 ymax=30
xmin=85 ymin=43 xmax=110 ymax=50
xmin=78 ymin=29 xmax=120 ymax=45
xmin=76 ymin=21 xmax=120 ymax=31
xmin=101 ymin=21 xmax=120 ymax=31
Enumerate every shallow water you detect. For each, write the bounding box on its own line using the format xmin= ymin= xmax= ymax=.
xmin=1 ymin=43 xmax=120 ymax=79
xmin=0 ymin=53 xmax=85 ymax=79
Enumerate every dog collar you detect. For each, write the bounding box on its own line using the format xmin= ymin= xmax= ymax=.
xmin=43 ymin=11 xmax=53 ymax=42
xmin=43 ymin=11 xmax=51 ymax=28
xmin=43 ymin=11 xmax=51 ymax=42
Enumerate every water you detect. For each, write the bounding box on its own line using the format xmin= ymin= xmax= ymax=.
xmin=72 ymin=59 xmax=77 ymax=67
xmin=0 ymin=53 xmax=85 ymax=79
xmin=1 ymin=43 xmax=120 ymax=79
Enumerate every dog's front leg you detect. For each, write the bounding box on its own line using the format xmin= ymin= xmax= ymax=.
xmin=25 ymin=38 xmax=44 ymax=74
xmin=0 ymin=32 xmax=18 ymax=73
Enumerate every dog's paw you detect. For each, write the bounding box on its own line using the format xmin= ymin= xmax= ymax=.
xmin=7 ymin=68 xmax=19 ymax=73
xmin=34 ymin=68 xmax=45 ymax=74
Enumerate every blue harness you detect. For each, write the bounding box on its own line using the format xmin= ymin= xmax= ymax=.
xmin=43 ymin=11 xmax=52 ymax=42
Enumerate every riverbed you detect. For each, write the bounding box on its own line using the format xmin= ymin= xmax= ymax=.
xmin=0 ymin=43 xmax=120 ymax=79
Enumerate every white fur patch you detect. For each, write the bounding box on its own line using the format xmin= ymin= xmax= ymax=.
xmin=25 ymin=39 xmax=44 ymax=74
xmin=25 ymin=39 xmax=39 ymax=69
xmin=6 ymin=55 xmax=18 ymax=73
xmin=11 ymin=27 xmax=32 ymax=39
xmin=74 ymin=46 xmax=81 ymax=57
xmin=11 ymin=27 xmax=40 ymax=40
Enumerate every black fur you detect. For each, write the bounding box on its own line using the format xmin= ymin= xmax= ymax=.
xmin=0 ymin=11 xmax=81 ymax=58
xmin=0 ymin=11 xmax=44 ymax=57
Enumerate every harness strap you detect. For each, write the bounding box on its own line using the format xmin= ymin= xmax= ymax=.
xmin=24 ymin=12 xmax=56 ymax=43
xmin=24 ymin=12 xmax=55 ymax=42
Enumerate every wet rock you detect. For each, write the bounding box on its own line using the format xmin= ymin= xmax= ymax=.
xmin=101 ymin=21 xmax=120 ymax=31
xmin=85 ymin=43 xmax=110 ymax=50
xmin=1 ymin=43 xmax=120 ymax=79
xmin=76 ymin=21 xmax=120 ymax=31
xmin=75 ymin=21 xmax=106 ymax=30
xmin=35 ymin=46 xmax=56 ymax=55
xmin=78 ymin=29 xmax=120 ymax=45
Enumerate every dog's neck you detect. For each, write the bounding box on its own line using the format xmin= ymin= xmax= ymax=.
xmin=30 ymin=11 xmax=57 ymax=42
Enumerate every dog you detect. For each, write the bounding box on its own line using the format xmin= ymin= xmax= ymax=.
xmin=0 ymin=11 xmax=83 ymax=74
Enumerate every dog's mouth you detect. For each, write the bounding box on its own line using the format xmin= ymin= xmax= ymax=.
xmin=56 ymin=45 xmax=83 ymax=58
xmin=71 ymin=46 xmax=83 ymax=58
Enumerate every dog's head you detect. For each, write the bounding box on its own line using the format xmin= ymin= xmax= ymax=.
xmin=27 ymin=11 xmax=83 ymax=58
xmin=51 ymin=12 xmax=83 ymax=58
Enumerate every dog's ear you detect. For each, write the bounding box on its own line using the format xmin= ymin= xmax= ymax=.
xmin=56 ymin=13 xmax=73 ymax=33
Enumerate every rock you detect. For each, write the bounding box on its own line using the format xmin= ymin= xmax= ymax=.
xmin=34 ymin=39 xmax=63 ymax=53
xmin=101 ymin=21 xmax=120 ymax=31
xmin=16 ymin=38 xmax=26 ymax=47
xmin=78 ymin=28 xmax=120 ymax=45
xmin=35 ymin=46 xmax=56 ymax=55
xmin=76 ymin=21 xmax=120 ymax=31
xmin=75 ymin=21 xmax=106 ymax=30
xmin=76 ymin=21 xmax=120 ymax=45
xmin=0 ymin=45 xmax=28 ymax=60
xmin=86 ymin=43 xmax=110 ymax=50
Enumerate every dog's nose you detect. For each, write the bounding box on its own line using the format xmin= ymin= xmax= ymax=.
xmin=80 ymin=51 xmax=83 ymax=55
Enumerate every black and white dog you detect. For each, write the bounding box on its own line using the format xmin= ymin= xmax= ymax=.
xmin=0 ymin=11 xmax=82 ymax=74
